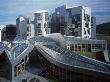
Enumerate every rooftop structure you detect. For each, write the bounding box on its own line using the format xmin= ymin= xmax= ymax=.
xmin=0 ymin=35 xmax=109 ymax=82
xmin=33 ymin=10 xmax=48 ymax=13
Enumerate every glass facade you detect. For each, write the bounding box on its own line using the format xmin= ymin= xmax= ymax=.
xmin=84 ymin=14 xmax=90 ymax=22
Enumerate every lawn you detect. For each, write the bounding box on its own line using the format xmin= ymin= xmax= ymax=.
xmin=77 ymin=51 xmax=96 ymax=59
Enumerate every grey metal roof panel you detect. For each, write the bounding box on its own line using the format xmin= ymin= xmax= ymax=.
xmin=11 ymin=43 xmax=28 ymax=58
xmin=30 ymin=36 xmax=55 ymax=43
xmin=5 ymin=43 xmax=34 ymax=64
xmin=37 ymin=44 xmax=110 ymax=75
xmin=14 ymin=35 xmax=26 ymax=41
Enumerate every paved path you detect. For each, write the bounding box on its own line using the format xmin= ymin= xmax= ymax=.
xmin=13 ymin=70 xmax=49 ymax=82
xmin=0 ymin=70 xmax=49 ymax=82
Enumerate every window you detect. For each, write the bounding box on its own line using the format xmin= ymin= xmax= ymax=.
xmin=82 ymin=44 xmax=85 ymax=48
xmin=27 ymin=34 xmax=29 ymax=36
xmin=72 ymin=14 xmax=81 ymax=23
xmin=78 ymin=23 xmax=81 ymax=27
xmin=27 ymin=18 xmax=29 ymax=24
xmin=84 ymin=14 xmax=90 ymax=21
xmin=87 ymin=15 xmax=90 ymax=21
xmin=91 ymin=24 xmax=93 ymax=27
xmin=37 ymin=29 xmax=42 ymax=34
xmin=27 ymin=26 xmax=29 ymax=31
xmin=35 ymin=13 xmax=42 ymax=20
xmin=85 ymin=23 xmax=89 ymax=28
xmin=44 ymin=23 xmax=47 ymax=28
xmin=74 ymin=32 xmax=78 ymax=36
xmin=84 ymin=14 xmax=86 ymax=20
xmin=37 ymin=23 xmax=41 ymax=28
xmin=87 ymin=28 xmax=90 ymax=34
xmin=84 ymin=28 xmax=86 ymax=34
xmin=91 ymin=17 xmax=94 ymax=23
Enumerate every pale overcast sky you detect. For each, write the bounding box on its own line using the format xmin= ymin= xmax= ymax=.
xmin=0 ymin=0 xmax=110 ymax=25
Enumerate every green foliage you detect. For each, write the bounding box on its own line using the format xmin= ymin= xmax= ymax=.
xmin=96 ymin=22 xmax=110 ymax=35
xmin=78 ymin=51 xmax=96 ymax=59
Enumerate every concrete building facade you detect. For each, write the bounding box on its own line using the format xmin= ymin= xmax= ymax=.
xmin=16 ymin=10 xmax=50 ymax=39
xmin=33 ymin=10 xmax=50 ymax=36
xmin=16 ymin=15 xmax=35 ymax=39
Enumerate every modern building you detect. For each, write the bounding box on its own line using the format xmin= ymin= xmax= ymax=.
xmin=0 ymin=25 xmax=17 ymax=43
xmin=0 ymin=25 xmax=6 ymax=42
xmin=5 ymin=25 xmax=17 ymax=41
xmin=50 ymin=5 xmax=96 ymax=38
xmin=16 ymin=15 xmax=36 ymax=39
xmin=33 ymin=10 xmax=50 ymax=36
xmin=16 ymin=10 xmax=50 ymax=39
xmin=16 ymin=15 xmax=27 ymax=37
xmin=0 ymin=5 xmax=109 ymax=82
xmin=24 ymin=14 xmax=35 ymax=39
xmin=0 ymin=35 xmax=110 ymax=82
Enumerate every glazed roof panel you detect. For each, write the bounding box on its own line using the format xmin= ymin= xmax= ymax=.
xmin=42 ymin=45 xmax=110 ymax=74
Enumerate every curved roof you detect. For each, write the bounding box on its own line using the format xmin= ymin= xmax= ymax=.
xmin=37 ymin=44 xmax=110 ymax=76
xmin=29 ymin=36 xmax=55 ymax=44
xmin=11 ymin=43 xmax=28 ymax=58
xmin=14 ymin=35 xmax=26 ymax=41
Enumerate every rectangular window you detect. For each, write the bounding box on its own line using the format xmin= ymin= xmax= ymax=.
xmin=91 ymin=17 xmax=93 ymax=23
xmin=82 ymin=44 xmax=85 ymax=48
xmin=44 ymin=23 xmax=47 ymax=28
xmin=87 ymin=28 xmax=90 ymax=34
xmin=37 ymin=23 xmax=41 ymax=28
xmin=27 ymin=18 xmax=30 ymax=24
xmin=72 ymin=14 xmax=81 ymax=23
xmin=27 ymin=26 xmax=29 ymax=31
xmin=85 ymin=23 xmax=89 ymax=28
xmin=35 ymin=13 xmax=42 ymax=20
xmin=84 ymin=14 xmax=86 ymax=21
xmin=84 ymin=14 xmax=90 ymax=22
xmin=84 ymin=28 xmax=86 ymax=34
